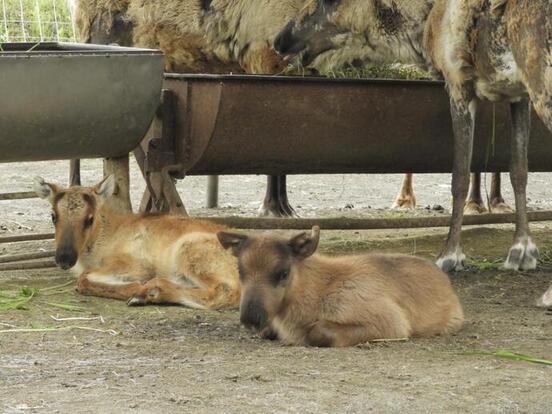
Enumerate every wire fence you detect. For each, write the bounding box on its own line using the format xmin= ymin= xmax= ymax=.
xmin=0 ymin=0 xmax=75 ymax=43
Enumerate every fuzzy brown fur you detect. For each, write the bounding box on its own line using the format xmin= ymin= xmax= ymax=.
xmin=34 ymin=176 xmax=239 ymax=309
xmin=219 ymin=226 xmax=464 ymax=347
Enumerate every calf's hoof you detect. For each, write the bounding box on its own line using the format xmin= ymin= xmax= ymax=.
xmin=436 ymin=250 xmax=466 ymax=273
xmin=536 ymin=286 xmax=552 ymax=309
xmin=504 ymin=238 xmax=539 ymax=271
xmin=75 ymin=278 xmax=91 ymax=295
xmin=127 ymin=295 xmax=147 ymax=306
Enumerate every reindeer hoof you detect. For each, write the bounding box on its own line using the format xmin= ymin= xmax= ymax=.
xmin=504 ymin=238 xmax=539 ymax=271
xmin=258 ymin=202 xmax=297 ymax=218
xmin=391 ymin=197 xmax=416 ymax=210
xmin=127 ymin=296 xmax=147 ymax=306
xmin=464 ymin=200 xmax=487 ymax=215
xmin=436 ymin=251 xmax=466 ymax=273
xmin=490 ymin=201 xmax=514 ymax=214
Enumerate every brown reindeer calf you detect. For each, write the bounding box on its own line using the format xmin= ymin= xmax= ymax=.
xmin=218 ymin=226 xmax=464 ymax=347
xmin=34 ymin=176 xmax=239 ymax=309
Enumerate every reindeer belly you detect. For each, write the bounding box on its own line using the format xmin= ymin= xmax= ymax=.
xmin=473 ymin=51 xmax=527 ymax=102
xmin=472 ymin=9 xmax=527 ymax=102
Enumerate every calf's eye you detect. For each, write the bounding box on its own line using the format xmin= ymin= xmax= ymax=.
xmin=273 ymin=269 xmax=290 ymax=284
xmin=84 ymin=215 xmax=94 ymax=229
xmin=51 ymin=212 xmax=58 ymax=224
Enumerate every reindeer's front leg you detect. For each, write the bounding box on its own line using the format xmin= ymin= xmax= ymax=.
xmin=437 ymin=94 xmax=476 ymax=272
xmin=504 ymin=98 xmax=538 ymax=271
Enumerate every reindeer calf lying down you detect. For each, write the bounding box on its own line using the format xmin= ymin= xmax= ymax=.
xmin=34 ymin=176 xmax=239 ymax=309
xmin=218 ymin=226 xmax=464 ymax=347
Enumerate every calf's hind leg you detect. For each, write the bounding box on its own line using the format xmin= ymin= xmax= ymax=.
xmin=127 ymin=277 xmax=239 ymax=309
xmin=504 ymin=98 xmax=538 ymax=270
xmin=306 ymin=318 xmax=410 ymax=348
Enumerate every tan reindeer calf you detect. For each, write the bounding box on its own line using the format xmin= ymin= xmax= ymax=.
xmin=34 ymin=176 xmax=239 ymax=309
xmin=218 ymin=226 xmax=464 ymax=347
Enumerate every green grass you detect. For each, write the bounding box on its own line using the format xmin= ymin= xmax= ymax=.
xmin=0 ymin=0 xmax=74 ymax=43
xmin=0 ymin=280 xmax=82 ymax=312
xmin=464 ymin=350 xmax=552 ymax=366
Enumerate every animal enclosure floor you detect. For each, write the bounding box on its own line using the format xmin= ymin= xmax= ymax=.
xmin=1 ymin=227 xmax=551 ymax=413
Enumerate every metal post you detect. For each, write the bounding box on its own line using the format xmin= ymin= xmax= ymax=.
xmin=206 ymin=175 xmax=219 ymax=208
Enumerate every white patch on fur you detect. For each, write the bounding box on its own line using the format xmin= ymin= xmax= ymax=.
xmin=475 ymin=50 xmax=525 ymax=101
xmin=440 ymin=0 xmax=469 ymax=85
xmin=468 ymin=99 xmax=477 ymax=120
xmin=537 ymin=285 xmax=552 ymax=308
xmin=177 ymin=296 xmax=206 ymax=310
xmin=504 ymin=238 xmax=538 ymax=271
xmin=71 ymin=260 xmax=85 ymax=276
xmin=436 ymin=249 xmax=466 ymax=272
xmin=87 ymin=273 xmax=131 ymax=285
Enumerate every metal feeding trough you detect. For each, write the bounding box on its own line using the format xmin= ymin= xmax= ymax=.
xmin=139 ymin=73 xmax=552 ymax=213
xmin=144 ymin=74 xmax=552 ymax=177
xmin=0 ymin=42 xmax=164 ymax=163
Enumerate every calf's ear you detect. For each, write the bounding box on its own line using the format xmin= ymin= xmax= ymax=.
xmin=288 ymin=225 xmax=320 ymax=259
xmin=34 ymin=177 xmax=60 ymax=204
xmin=217 ymin=231 xmax=249 ymax=256
xmin=94 ymin=175 xmax=117 ymax=200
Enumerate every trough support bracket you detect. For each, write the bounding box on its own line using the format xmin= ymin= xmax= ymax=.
xmin=136 ymin=89 xmax=187 ymax=215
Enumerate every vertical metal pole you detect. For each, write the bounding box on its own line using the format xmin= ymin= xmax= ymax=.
xmin=206 ymin=175 xmax=219 ymax=208
xmin=69 ymin=159 xmax=81 ymax=186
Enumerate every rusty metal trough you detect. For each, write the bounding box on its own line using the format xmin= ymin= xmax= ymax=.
xmin=143 ymin=74 xmax=552 ymax=180
xmin=0 ymin=42 xmax=164 ymax=163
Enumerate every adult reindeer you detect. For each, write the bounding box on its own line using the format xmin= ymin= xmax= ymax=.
xmin=274 ymin=0 xmax=552 ymax=307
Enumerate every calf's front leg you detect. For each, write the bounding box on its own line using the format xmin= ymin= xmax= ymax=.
xmin=76 ymin=268 xmax=151 ymax=301
xmin=504 ymin=98 xmax=538 ymax=270
xmin=436 ymin=95 xmax=476 ymax=272
xmin=127 ymin=277 xmax=240 ymax=309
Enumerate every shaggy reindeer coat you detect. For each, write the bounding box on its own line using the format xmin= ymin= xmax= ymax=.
xmin=73 ymin=0 xmax=308 ymax=73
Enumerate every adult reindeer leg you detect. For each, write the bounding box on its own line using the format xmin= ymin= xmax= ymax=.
xmin=437 ymin=93 xmax=476 ymax=272
xmin=490 ymin=172 xmax=513 ymax=213
xmin=391 ymin=173 xmax=416 ymax=210
xmin=464 ymin=173 xmax=487 ymax=214
xmin=259 ymin=175 xmax=297 ymax=217
xmin=504 ymin=98 xmax=538 ymax=270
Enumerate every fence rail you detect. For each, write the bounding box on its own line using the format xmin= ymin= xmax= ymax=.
xmin=0 ymin=0 xmax=75 ymax=43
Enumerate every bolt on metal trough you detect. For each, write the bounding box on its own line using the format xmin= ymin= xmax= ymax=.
xmin=0 ymin=42 xmax=164 ymax=163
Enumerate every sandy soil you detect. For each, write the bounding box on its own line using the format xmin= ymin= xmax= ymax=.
xmin=1 ymin=161 xmax=551 ymax=413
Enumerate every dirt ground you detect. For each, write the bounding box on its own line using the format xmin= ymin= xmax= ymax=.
xmin=1 ymin=161 xmax=551 ymax=413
